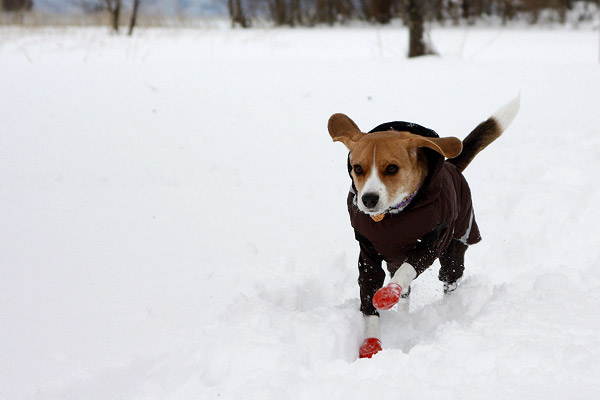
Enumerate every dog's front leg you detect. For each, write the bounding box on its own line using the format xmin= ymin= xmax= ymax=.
xmin=359 ymin=315 xmax=382 ymax=359
xmin=359 ymin=264 xmax=416 ymax=358
xmin=356 ymin=239 xmax=386 ymax=358
xmin=372 ymin=223 xmax=449 ymax=311
xmin=372 ymin=263 xmax=417 ymax=311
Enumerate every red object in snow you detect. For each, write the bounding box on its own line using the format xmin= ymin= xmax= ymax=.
xmin=373 ymin=283 xmax=402 ymax=310
xmin=359 ymin=338 xmax=382 ymax=359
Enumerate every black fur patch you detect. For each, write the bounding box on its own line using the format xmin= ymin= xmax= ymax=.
xmin=449 ymin=118 xmax=500 ymax=172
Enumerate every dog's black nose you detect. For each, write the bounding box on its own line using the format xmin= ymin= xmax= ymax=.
xmin=361 ymin=193 xmax=379 ymax=208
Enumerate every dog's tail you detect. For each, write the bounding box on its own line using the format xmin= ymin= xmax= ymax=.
xmin=449 ymin=96 xmax=520 ymax=173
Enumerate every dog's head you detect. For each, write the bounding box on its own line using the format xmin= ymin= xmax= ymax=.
xmin=328 ymin=113 xmax=462 ymax=215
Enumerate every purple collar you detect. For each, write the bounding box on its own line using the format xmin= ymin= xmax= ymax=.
xmin=389 ymin=184 xmax=420 ymax=213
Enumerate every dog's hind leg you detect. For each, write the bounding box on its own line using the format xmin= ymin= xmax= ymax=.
xmin=439 ymin=239 xmax=468 ymax=294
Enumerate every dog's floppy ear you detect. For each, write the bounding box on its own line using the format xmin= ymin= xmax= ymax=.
xmin=408 ymin=136 xmax=463 ymax=159
xmin=328 ymin=113 xmax=364 ymax=149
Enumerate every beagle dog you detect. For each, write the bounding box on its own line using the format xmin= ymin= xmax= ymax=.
xmin=328 ymin=97 xmax=519 ymax=358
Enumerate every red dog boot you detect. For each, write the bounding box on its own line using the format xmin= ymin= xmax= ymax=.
xmin=359 ymin=338 xmax=382 ymax=358
xmin=373 ymin=283 xmax=402 ymax=310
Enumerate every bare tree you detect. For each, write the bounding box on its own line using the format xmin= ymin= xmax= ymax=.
xmin=433 ymin=0 xmax=446 ymax=22
xmin=289 ymin=0 xmax=302 ymax=25
xmin=499 ymin=0 xmax=517 ymax=24
xmin=128 ymin=0 xmax=140 ymax=35
xmin=1 ymin=0 xmax=33 ymax=11
xmin=335 ymin=0 xmax=356 ymax=23
xmin=461 ymin=0 xmax=470 ymax=19
xmin=362 ymin=0 xmax=393 ymax=23
xmin=104 ymin=0 xmax=121 ymax=32
xmin=405 ymin=0 xmax=432 ymax=57
xmin=268 ymin=0 xmax=288 ymax=25
xmin=222 ymin=0 xmax=590 ymax=31
xmin=228 ymin=0 xmax=248 ymax=27
xmin=315 ymin=0 xmax=334 ymax=24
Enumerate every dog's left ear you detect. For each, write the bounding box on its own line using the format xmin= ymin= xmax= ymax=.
xmin=328 ymin=113 xmax=364 ymax=149
xmin=408 ymin=136 xmax=463 ymax=159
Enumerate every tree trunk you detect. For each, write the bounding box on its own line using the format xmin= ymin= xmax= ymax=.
xmin=1 ymin=0 xmax=33 ymax=11
xmin=128 ymin=0 xmax=140 ymax=36
xmin=405 ymin=0 xmax=429 ymax=58
xmin=112 ymin=0 xmax=120 ymax=32
xmin=334 ymin=0 xmax=354 ymax=23
xmin=434 ymin=0 xmax=445 ymax=22
xmin=558 ymin=0 xmax=571 ymax=24
xmin=500 ymin=0 xmax=516 ymax=24
xmin=448 ymin=0 xmax=460 ymax=25
xmin=462 ymin=0 xmax=477 ymax=24
xmin=316 ymin=0 xmax=334 ymax=24
xmin=268 ymin=0 xmax=288 ymax=25
xmin=228 ymin=0 xmax=248 ymax=28
xmin=462 ymin=0 xmax=470 ymax=19
xmin=290 ymin=0 xmax=302 ymax=26
xmin=363 ymin=0 xmax=392 ymax=23
xmin=104 ymin=0 xmax=121 ymax=32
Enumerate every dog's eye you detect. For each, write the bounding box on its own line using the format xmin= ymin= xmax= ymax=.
xmin=353 ymin=165 xmax=364 ymax=175
xmin=384 ymin=164 xmax=399 ymax=175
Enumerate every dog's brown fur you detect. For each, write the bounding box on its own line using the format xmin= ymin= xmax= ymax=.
xmin=328 ymin=113 xmax=462 ymax=211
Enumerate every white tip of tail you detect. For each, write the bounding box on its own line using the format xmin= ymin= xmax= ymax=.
xmin=492 ymin=94 xmax=520 ymax=131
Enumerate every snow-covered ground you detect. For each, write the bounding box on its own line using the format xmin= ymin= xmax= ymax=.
xmin=1 ymin=25 xmax=600 ymax=399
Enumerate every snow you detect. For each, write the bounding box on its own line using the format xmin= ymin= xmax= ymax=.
xmin=1 ymin=25 xmax=600 ymax=399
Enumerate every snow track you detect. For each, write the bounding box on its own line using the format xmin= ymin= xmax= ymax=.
xmin=1 ymin=26 xmax=600 ymax=399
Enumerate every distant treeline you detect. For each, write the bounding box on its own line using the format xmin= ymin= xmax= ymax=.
xmin=227 ymin=0 xmax=600 ymax=27
xmin=1 ymin=0 xmax=32 ymax=12
xmin=2 ymin=0 xmax=599 ymax=26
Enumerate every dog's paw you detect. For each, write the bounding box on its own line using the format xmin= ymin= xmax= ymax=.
xmin=373 ymin=283 xmax=402 ymax=310
xmin=443 ymin=281 xmax=459 ymax=295
xmin=359 ymin=338 xmax=382 ymax=359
